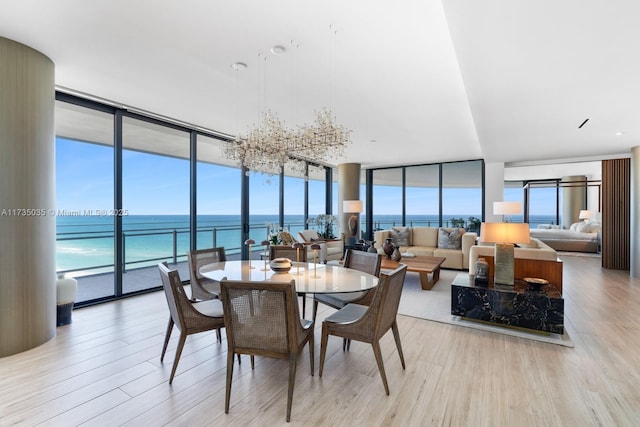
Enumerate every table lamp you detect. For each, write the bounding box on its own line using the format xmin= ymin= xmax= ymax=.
xmin=244 ymin=239 xmax=255 ymax=269
xmin=480 ymin=222 xmax=530 ymax=285
xmin=260 ymin=240 xmax=270 ymax=271
xmin=310 ymin=243 xmax=321 ymax=278
xmin=292 ymin=242 xmax=304 ymax=275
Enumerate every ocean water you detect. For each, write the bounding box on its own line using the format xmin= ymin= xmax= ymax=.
xmin=56 ymin=214 xmax=557 ymax=275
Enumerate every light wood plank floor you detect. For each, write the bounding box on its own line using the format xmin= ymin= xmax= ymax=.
xmin=1 ymin=255 xmax=639 ymax=426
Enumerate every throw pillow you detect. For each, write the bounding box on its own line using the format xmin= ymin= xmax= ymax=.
xmin=278 ymin=231 xmax=295 ymax=245
xmin=575 ymin=221 xmax=590 ymax=233
xmin=437 ymin=228 xmax=462 ymax=249
xmin=570 ymin=222 xmax=579 ymax=232
xmin=390 ymin=227 xmax=410 ymax=246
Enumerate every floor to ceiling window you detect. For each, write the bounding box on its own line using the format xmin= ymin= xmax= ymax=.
xmin=372 ymin=168 xmax=403 ymax=230
xmin=249 ymin=171 xmax=281 ymax=247
xmin=55 ymin=101 xmax=115 ymax=303
xmin=442 ymin=161 xmax=483 ymax=229
xmin=367 ymin=160 xmax=484 ymax=237
xmin=406 ymin=164 xmax=440 ymax=227
xmin=196 ymin=135 xmax=242 ymax=254
xmin=527 ymin=181 xmax=559 ymax=228
xmin=308 ymin=164 xmax=327 ymax=218
xmin=121 ymin=116 xmax=190 ymax=293
xmin=55 ymin=92 xmax=333 ymax=306
xmin=283 ymin=163 xmax=306 ymax=237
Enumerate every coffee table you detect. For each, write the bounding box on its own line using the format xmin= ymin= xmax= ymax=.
xmin=380 ymin=255 xmax=446 ymax=290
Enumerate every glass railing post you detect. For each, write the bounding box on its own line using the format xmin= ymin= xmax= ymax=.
xmin=173 ymin=229 xmax=177 ymax=264
xmin=122 ymin=233 xmax=126 ymax=273
xmin=212 ymin=227 xmax=217 ymax=248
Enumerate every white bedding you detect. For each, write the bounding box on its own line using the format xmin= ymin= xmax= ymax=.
xmin=529 ymin=228 xmax=598 ymax=241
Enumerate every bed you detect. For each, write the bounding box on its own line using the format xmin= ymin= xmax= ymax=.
xmin=529 ymin=223 xmax=600 ymax=253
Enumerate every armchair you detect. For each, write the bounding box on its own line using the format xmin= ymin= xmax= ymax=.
xmin=297 ymin=229 xmax=344 ymax=263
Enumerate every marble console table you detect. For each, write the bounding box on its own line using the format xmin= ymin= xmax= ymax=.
xmin=451 ymin=273 xmax=564 ymax=334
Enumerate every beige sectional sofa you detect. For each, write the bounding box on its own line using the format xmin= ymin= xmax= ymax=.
xmin=373 ymin=227 xmax=477 ymax=270
xmin=468 ymin=237 xmax=558 ymax=274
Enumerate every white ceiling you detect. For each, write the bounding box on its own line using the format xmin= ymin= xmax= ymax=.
xmin=1 ymin=0 xmax=638 ymax=177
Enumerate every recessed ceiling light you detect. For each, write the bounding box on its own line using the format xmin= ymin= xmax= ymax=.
xmin=615 ymin=132 xmax=624 ymax=136
xmin=270 ymin=45 xmax=286 ymax=55
xmin=231 ymin=62 xmax=247 ymax=70
xmin=370 ymin=139 xmax=377 ymax=144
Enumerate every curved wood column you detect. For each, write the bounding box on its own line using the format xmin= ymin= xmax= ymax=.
xmin=0 ymin=37 xmax=56 ymax=357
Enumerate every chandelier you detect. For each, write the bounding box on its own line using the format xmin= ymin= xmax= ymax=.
xmin=224 ymin=108 xmax=351 ymax=175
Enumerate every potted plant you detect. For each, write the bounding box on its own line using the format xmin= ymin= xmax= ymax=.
xmin=307 ymin=214 xmax=337 ymax=239
xmin=467 ymin=216 xmax=481 ymax=232
xmin=450 ymin=217 xmax=465 ymax=228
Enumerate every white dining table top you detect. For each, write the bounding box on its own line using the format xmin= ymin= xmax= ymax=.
xmin=200 ymin=260 xmax=379 ymax=294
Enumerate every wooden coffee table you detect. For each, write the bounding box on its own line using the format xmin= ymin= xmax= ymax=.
xmin=380 ymin=255 xmax=446 ymax=290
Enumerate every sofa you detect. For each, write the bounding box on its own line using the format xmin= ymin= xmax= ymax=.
xmin=468 ymin=237 xmax=558 ymax=274
xmin=373 ymin=226 xmax=477 ymax=270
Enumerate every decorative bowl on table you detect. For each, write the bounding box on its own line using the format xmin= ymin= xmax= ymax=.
xmin=523 ymin=277 xmax=549 ymax=291
xmin=270 ymin=258 xmax=292 ymax=273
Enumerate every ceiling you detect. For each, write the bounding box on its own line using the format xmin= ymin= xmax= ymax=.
xmin=1 ymin=0 xmax=638 ymax=177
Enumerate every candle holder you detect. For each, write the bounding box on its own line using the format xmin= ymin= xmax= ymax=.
xmin=244 ymin=238 xmax=255 ymax=269
xmin=310 ymin=243 xmax=321 ymax=278
xmin=292 ymin=242 xmax=304 ymax=275
xmin=260 ymin=240 xmax=270 ymax=271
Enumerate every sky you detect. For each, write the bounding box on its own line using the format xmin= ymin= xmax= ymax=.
xmin=56 ymin=137 xmax=556 ymax=217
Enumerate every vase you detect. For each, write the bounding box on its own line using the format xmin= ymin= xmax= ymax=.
xmin=474 ymin=257 xmax=489 ymax=286
xmin=382 ymin=238 xmax=394 ymax=258
xmin=367 ymin=240 xmax=377 ymax=253
xmin=392 ymin=246 xmax=402 ymax=261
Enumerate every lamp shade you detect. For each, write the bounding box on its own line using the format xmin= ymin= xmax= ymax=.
xmin=480 ymin=222 xmax=530 ymax=245
xmin=579 ymin=210 xmax=593 ymax=220
xmin=493 ymin=201 xmax=522 ymax=215
xmin=343 ymin=200 xmax=363 ymax=213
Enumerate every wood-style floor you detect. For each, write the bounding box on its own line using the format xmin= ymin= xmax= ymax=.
xmin=1 ymin=255 xmax=639 ymax=426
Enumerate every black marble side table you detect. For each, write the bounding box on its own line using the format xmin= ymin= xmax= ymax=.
xmin=450 ymin=273 xmax=564 ymax=334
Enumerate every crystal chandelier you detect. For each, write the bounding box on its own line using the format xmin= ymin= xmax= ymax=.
xmin=224 ymin=108 xmax=351 ymax=175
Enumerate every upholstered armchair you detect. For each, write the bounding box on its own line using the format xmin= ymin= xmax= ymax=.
xmin=297 ymin=229 xmax=344 ymax=263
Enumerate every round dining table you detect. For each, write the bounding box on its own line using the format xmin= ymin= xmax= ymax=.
xmin=199 ymin=260 xmax=379 ymax=294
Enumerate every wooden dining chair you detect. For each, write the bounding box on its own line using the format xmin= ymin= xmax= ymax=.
xmin=187 ymin=247 xmax=227 ymax=301
xmin=269 ymin=244 xmax=309 ymax=316
xmin=319 ymin=264 xmax=407 ymax=395
xmin=312 ymin=249 xmax=382 ymax=323
xmin=219 ymin=279 xmax=314 ymax=422
xmin=158 ymin=262 xmax=227 ymax=384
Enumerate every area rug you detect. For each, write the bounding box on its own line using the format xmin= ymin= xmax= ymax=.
xmin=397 ymin=269 xmax=575 ymax=347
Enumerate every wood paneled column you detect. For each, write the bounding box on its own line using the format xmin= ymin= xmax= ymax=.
xmin=631 ymin=147 xmax=640 ymax=278
xmin=0 ymin=37 xmax=56 ymax=357
xmin=601 ymin=158 xmax=630 ymax=270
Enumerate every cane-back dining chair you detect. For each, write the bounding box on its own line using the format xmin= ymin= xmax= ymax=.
xmin=312 ymin=249 xmax=382 ymax=323
xmin=319 ymin=264 xmax=407 ymax=395
xmin=219 ymin=279 xmax=314 ymax=422
xmin=158 ymin=262 xmax=227 ymax=384
xmin=269 ymin=244 xmax=309 ymax=316
xmin=187 ymin=247 xmax=227 ymax=301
